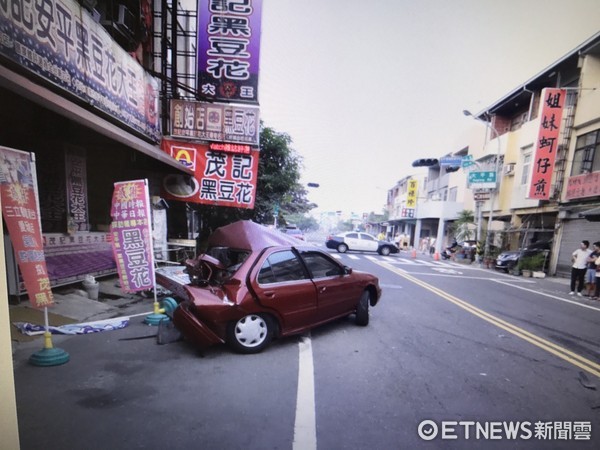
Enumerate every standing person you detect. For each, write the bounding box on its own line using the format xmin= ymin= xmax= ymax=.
xmin=594 ymin=253 xmax=600 ymax=300
xmin=585 ymin=242 xmax=600 ymax=296
xmin=570 ymin=240 xmax=591 ymax=296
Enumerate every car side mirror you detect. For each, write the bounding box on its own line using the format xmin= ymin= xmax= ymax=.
xmin=343 ymin=266 xmax=353 ymax=275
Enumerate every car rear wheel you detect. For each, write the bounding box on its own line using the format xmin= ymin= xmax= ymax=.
xmin=337 ymin=243 xmax=348 ymax=253
xmin=355 ymin=290 xmax=370 ymax=326
xmin=379 ymin=246 xmax=391 ymax=256
xmin=227 ymin=314 xmax=274 ymax=354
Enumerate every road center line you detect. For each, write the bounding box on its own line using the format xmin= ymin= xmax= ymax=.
xmin=293 ymin=334 xmax=317 ymax=450
xmin=373 ymin=260 xmax=600 ymax=379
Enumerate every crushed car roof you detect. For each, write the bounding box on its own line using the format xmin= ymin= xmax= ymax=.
xmin=207 ymin=220 xmax=300 ymax=251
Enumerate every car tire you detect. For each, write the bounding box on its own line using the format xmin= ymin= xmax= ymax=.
xmin=355 ymin=290 xmax=370 ymax=326
xmin=337 ymin=243 xmax=348 ymax=253
xmin=379 ymin=246 xmax=391 ymax=256
xmin=227 ymin=314 xmax=274 ymax=354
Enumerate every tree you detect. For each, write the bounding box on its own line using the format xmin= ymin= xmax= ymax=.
xmin=451 ymin=209 xmax=475 ymax=242
xmin=196 ymin=123 xmax=314 ymax=234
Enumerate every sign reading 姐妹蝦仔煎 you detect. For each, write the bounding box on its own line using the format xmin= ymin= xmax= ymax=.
xmin=110 ymin=180 xmax=155 ymax=293
xmin=528 ymin=88 xmax=567 ymax=200
xmin=0 ymin=147 xmax=54 ymax=308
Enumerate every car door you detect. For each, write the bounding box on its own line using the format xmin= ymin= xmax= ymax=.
xmin=249 ymin=249 xmax=318 ymax=333
xmin=344 ymin=232 xmax=361 ymax=251
xmin=298 ymin=250 xmax=362 ymax=321
xmin=359 ymin=233 xmax=379 ymax=252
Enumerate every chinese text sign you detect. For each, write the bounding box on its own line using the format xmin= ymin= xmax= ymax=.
xmin=170 ymin=99 xmax=259 ymax=145
xmin=0 ymin=147 xmax=54 ymax=308
xmin=161 ymin=139 xmax=259 ymax=209
xmin=197 ymin=0 xmax=263 ymax=104
xmin=528 ymin=88 xmax=566 ymax=200
xmin=407 ymin=179 xmax=419 ymax=208
xmin=110 ymin=180 xmax=155 ymax=293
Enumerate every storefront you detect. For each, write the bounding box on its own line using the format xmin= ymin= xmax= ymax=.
xmin=0 ymin=4 xmax=191 ymax=300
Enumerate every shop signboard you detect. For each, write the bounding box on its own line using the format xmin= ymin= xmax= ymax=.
xmin=161 ymin=139 xmax=259 ymax=209
xmin=197 ymin=0 xmax=263 ymax=104
xmin=110 ymin=180 xmax=155 ymax=293
xmin=170 ymin=100 xmax=259 ymax=146
xmin=565 ymin=172 xmax=600 ymax=200
xmin=0 ymin=147 xmax=54 ymax=308
xmin=0 ymin=0 xmax=161 ymax=141
xmin=528 ymin=88 xmax=567 ymax=200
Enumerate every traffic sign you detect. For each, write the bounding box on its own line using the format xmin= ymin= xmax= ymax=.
xmin=439 ymin=156 xmax=463 ymax=166
xmin=468 ymin=171 xmax=497 ymax=189
xmin=461 ymin=155 xmax=476 ymax=168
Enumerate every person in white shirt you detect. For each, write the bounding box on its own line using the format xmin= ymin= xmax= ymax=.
xmin=570 ymin=240 xmax=591 ymax=296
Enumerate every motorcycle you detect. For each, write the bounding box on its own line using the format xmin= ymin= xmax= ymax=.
xmin=441 ymin=242 xmax=459 ymax=260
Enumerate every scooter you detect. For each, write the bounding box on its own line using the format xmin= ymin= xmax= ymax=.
xmin=441 ymin=242 xmax=459 ymax=260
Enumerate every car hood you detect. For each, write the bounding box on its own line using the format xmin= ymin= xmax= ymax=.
xmin=208 ymin=220 xmax=299 ymax=251
xmin=497 ymin=251 xmax=520 ymax=259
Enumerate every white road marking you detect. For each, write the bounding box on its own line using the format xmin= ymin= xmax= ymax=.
xmin=293 ymin=335 xmax=317 ymax=450
xmin=494 ymin=279 xmax=600 ymax=312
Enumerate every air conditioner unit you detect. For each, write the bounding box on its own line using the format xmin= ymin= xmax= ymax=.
xmin=431 ymin=193 xmax=441 ymax=201
xmin=504 ymin=163 xmax=515 ymax=176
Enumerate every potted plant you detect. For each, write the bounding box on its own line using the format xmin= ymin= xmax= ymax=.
xmin=518 ymin=256 xmax=534 ymax=277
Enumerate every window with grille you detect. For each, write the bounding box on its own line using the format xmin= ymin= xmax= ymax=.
xmin=571 ymin=130 xmax=600 ymax=175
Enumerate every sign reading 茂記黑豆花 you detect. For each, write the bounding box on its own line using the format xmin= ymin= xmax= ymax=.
xmin=110 ymin=180 xmax=155 ymax=293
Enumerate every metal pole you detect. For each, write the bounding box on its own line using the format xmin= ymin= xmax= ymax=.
xmin=463 ymin=110 xmax=501 ymax=261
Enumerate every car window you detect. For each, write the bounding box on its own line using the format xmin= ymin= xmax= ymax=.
xmin=257 ymin=250 xmax=308 ymax=284
xmin=347 ymin=233 xmax=358 ymax=239
xmin=360 ymin=234 xmax=376 ymax=241
xmin=300 ymin=251 xmax=343 ymax=278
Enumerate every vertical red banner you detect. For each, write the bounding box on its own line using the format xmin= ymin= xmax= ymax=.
xmin=109 ymin=180 xmax=155 ymax=293
xmin=528 ymin=88 xmax=567 ymax=199
xmin=0 ymin=147 xmax=54 ymax=308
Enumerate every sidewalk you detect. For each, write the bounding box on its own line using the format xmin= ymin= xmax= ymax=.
xmin=9 ymin=275 xmax=156 ymax=354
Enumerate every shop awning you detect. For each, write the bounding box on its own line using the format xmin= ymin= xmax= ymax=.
xmin=579 ymin=206 xmax=600 ymax=222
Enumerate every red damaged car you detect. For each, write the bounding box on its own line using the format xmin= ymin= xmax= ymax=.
xmin=169 ymin=221 xmax=381 ymax=354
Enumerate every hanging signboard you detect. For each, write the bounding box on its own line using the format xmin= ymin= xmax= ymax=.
xmin=110 ymin=180 xmax=155 ymax=293
xmin=527 ymin=88 xmax=567 ymax=200
xmin=161 ymin=139 xmax=259 ymax=209
xmin=407 ymin=179 xmax=418 ymax=208
xmin=170 ymin=100 xmax=259 ymax=146
xmin=65 ymin=147 xmax=89 ymax=232
xmin=0 ymin=147 xmax=54 ymax=308
xmin=197 ymin=0 xmax=263 ymax=104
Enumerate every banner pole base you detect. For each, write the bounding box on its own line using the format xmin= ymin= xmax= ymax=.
xmin=29 ymin=331 xmax=70 ymax=366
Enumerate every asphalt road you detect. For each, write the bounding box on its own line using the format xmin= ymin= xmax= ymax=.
xmin=13 ymin=248 xmax=600 ymax=449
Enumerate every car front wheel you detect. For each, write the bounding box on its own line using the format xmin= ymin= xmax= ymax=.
xmin=227 ymin=314 xmax=274 ymax=354
xmin=337 ymin=243 xmax=348 ymax=253
xmin=355 ymin=290 xmax=370 ymax=326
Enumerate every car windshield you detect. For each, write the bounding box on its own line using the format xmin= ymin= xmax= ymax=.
xmin=206 ymin=247 xmax=251 ymax=278
xmin=187 ymin=247 xmax=251 ymax=286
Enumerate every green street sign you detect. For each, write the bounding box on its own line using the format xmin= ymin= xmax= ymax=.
xmin=468 ymin=171 xmax=497 ymax=188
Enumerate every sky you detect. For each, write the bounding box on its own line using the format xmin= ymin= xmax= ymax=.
xmin=256 ymin=0 xmax=600 ymax=216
